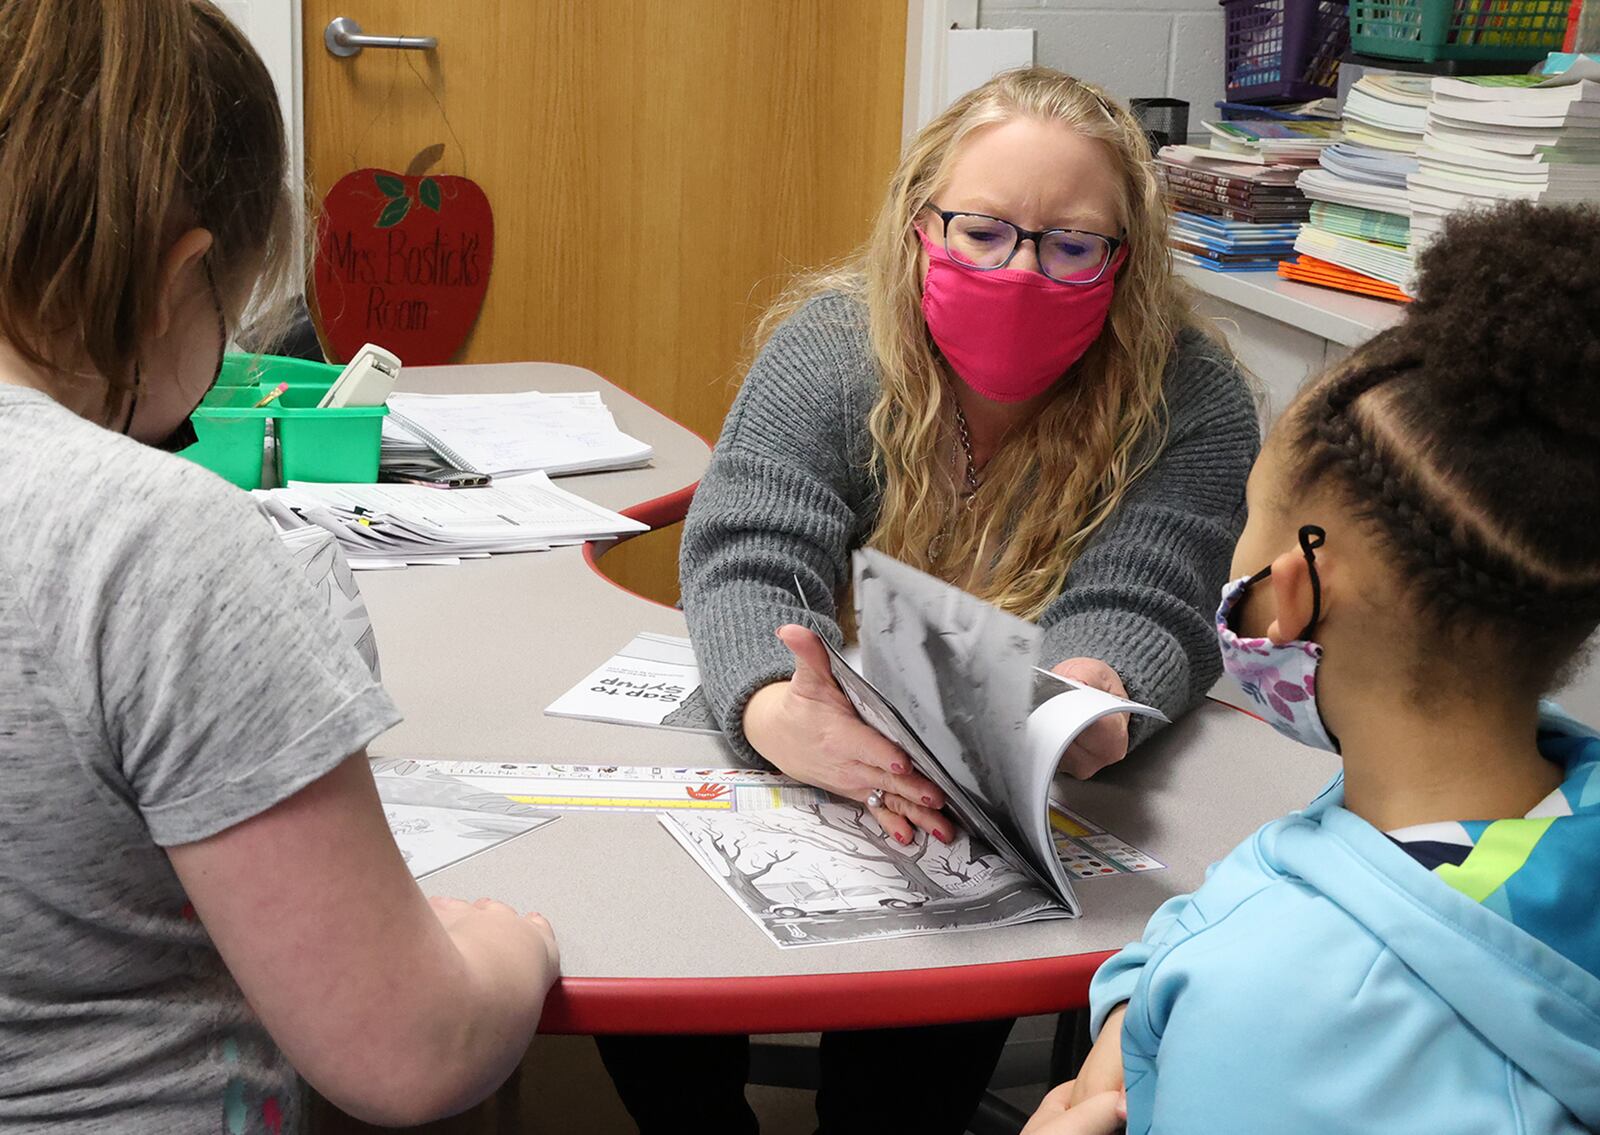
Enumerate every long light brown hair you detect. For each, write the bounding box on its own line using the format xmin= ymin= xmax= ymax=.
xmin=754 ymin=67 xmax=1211 ymax=620
xmin=0 ymin=0 xmax=293 ymax=422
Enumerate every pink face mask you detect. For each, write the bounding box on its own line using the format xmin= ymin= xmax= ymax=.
xmin=918 ymin=228 xmax=1122 ymax=403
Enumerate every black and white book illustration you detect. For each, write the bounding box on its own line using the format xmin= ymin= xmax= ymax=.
xmin=662 ymin=801 xmax=1062 ymax=947
xmin=545 ymin=632 xmax=721 ymax=734
xmin=371 ymin=758 xmax=557 ymax=878
xmin=276 ymin=523 xmax=382 ymax=678
xmin=846 ymin=549 xmax=1167 ymax=917
xmin=663 ymin=548 xmax=1167 ymax=943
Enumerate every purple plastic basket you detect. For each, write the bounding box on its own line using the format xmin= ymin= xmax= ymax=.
xmin=1221 ymin=0 xmax=1349 ymax=103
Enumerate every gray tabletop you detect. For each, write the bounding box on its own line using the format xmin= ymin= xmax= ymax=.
xmin=358 ymin=361 xmax=1339 ymax=1032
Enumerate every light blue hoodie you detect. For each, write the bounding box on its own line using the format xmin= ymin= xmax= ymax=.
xmin=1090 ymin=704 xmax=1600 ymax=1134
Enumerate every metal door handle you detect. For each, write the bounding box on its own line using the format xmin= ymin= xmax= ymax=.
xmin=324 ymin=17 xmax=437 ymax=58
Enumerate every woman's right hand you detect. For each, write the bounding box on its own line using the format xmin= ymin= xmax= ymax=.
xmin=743 ymin=624 xmax=949 ymax=844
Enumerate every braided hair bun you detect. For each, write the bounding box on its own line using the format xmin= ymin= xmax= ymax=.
xmin=1406 ymin=202 xmax=1600 ymax=444
xmin=1293 ymin=202 xmax=1600 ymax=675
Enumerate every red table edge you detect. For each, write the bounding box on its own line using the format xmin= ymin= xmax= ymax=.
xmin=538 ymin=950 xmax=1117 ymax=1035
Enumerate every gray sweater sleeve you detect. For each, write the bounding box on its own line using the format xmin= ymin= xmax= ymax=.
xmin=679 ymin=296 xmax=874 ymax=763
xmin=1039 ymin=331 xmax=1259 ymax=747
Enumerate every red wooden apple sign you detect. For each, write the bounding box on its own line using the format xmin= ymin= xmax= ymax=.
xmin=313 ymin=146 xmax=493 ymax=366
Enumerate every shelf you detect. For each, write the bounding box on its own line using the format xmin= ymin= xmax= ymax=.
xmin=1175 ymin=263 xmax=1406 ymax=347
xmin=1341 ymin=49 xmax=1546 ymax=77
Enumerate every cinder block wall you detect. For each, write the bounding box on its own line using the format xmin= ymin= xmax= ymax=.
xmin=979 ymin=0 xmax=1226 ymax=128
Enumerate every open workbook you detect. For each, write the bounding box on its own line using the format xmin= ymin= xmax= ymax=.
xmin=660 ymin=549 xmax=1167 ymax=947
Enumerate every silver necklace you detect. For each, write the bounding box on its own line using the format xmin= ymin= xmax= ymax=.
xmin=929 ymin=401 xmax=982 ymax=562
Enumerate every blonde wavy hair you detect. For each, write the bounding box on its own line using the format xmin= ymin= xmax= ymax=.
xmin=753 ymin=67 xmax=1210 ymax=621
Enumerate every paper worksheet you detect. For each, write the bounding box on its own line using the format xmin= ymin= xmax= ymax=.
xmin=256 ymin=471 xmax=647 ymax=567
xmin=371 ymin=762 xmax=557 ymax=878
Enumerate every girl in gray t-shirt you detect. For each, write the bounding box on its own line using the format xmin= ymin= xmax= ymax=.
xmin=0 ymin=2 xmax=557 ymax=1131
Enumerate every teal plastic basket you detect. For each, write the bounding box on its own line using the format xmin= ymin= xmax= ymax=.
xmin=181 ymin=353 xmax=388 ymax=486
xmin=1350 ymin=0 xmax=1569 ymax=64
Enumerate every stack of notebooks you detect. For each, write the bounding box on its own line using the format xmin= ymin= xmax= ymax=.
xmin=1279 ymin=74 xmax=1429 ymax=303
xmin=1408 ymin=72 xmax=1600 ymax=250
xmin=254 ymin=473 xmax=648 ymax=570
xmin=1156 ymin=146 xmax=1312 ymax=272
xmin=382 ymin=390 xmax=654 ymax=480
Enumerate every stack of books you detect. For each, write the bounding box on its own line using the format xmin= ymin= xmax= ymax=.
xmin=1409 ymin=73 xmax=1600 ymax=249
xmin=1278 ymin=74 xmax=1429 ymax=303
xmin=1156 ymin=145 xmax=1312 ymax=272
xmin=1170 ymin=212 xmax=1303 ymax=272
xmin=1201 ymin=118 xmax=1344 ymax=163
xmin=1156 ymin=147 xmax=1310 ymax=222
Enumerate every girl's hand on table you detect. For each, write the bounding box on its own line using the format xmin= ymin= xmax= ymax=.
xmin=428 ymin=895 xmax=561 ymax=987
xmin=1023 ymin=1082 xmax=1127 ymax=1135
xmin=743 ymin=624 xmax=948 ymax=844
xmin=1051 ymin=657 xmax=1132 ymax=778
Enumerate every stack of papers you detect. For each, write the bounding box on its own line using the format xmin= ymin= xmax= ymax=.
xmin=382 ymin=390 xmax=654 ymax=478
xmin=1409 ymin=73 xmax=1600 ymax=249
xmin=254 ymin=472 xmax=647 ymax=569
xmin=1318 ymin=143 xmax=1419 ymax=188
xmin=1170 ymin=212 xmax=1302 ymax=272
xmin=1341 ymin=74 xmax=1435 ymax=152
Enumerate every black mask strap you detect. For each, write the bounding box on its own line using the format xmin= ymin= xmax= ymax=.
xmin=1243 ymin=524 xmax=1328 ymax=641
xmin=1298 ymin=525 xmax=1326 ymax=638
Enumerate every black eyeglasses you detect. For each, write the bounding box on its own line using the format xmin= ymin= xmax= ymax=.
xmin=922 ymin=203 xmax=1122 ymax=285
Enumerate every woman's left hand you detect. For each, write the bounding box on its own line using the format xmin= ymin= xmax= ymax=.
xmin=1051 ymin=657 xmax=1131 ymax=778
xmin=1022 ymin=1082 xmax=1127 ymax=1135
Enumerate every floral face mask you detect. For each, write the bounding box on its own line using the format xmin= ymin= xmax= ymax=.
xmin=1215 ymin=525 xmax=1340 ymax=753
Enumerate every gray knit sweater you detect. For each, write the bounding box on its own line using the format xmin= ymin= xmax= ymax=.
xmin=680 ymin=292 xmax=1260 ymax=764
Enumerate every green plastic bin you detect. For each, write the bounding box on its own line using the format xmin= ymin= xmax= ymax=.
xmin=183 ymin=392 xmax=275 ymax=489
xmin=1350 ymin=0 xmax=1569 ymax=64
xmin=218 ymin=353 xmax=340 ymax=391
xmin=185 ymin=354 xmax=389 ymax=485
xmin=275 ymin=382 xmax=389 ymax=484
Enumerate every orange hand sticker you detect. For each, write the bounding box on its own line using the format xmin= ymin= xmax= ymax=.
xmin=686 ymin=783 xmax=731 ymax=801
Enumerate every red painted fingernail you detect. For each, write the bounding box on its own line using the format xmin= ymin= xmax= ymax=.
xmin=922 ymin=795 xmax=933 ymax=806
xmin=891 ymin=762 xmax=907 ymax=774
xmin=894 ymin=831 xmax=908 ymax=844
xmin=937 ymin=830 xmax=951 ymax=843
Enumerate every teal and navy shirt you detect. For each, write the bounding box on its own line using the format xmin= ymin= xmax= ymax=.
xmin=1388 ymin=729 xmax=1600 ymax=971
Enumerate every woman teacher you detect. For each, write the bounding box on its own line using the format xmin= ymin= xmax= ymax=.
xmin=602 ymin=68 xmax=1258 ymax=1135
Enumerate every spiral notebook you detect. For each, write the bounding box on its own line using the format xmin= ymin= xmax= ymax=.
xmin=382 ymin=391 xmax=654 ymax=478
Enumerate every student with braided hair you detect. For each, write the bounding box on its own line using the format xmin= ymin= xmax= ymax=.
xmin=1026 ymin=201 xmax=1600 ymax=1135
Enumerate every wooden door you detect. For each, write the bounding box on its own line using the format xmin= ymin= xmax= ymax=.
xmin=303 ymin=1 xmax=907 ymax=603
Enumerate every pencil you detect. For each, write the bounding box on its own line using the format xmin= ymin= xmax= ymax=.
xmin=253 ymin=381 xmax=288 ymax=408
